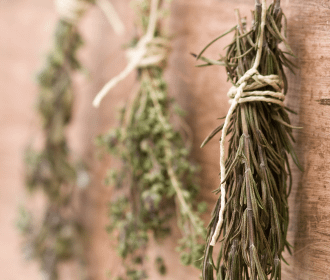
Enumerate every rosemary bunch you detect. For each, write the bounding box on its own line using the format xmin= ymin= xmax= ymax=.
xmin=197 ymin=1 xmax=301 ymax=279
xmin=19 ymin=15 xmax=89 ymax=280
xmin=96 ymin=0 xmax=206 ymax=278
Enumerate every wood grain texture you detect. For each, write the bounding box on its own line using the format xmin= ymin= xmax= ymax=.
xmin=281 ymin=1 xmax=330 ymax=279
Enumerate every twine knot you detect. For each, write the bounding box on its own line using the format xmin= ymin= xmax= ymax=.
xmin=126 ymin=37 xmax=170 ymax=68
xmin=92 ymin=0 xmax=164 ymax=107
xmin=227 ymin=71 xmax=285 ymax=106
xmin=55 ymin=0 xmax=89 ymax=23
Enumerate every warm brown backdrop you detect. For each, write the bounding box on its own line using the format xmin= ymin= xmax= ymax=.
xmin=1 ymin=0 xmax=330 ymax=279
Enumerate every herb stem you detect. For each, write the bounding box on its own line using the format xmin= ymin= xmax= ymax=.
xmin=274 ymin=0 xmax=281 ymax=18
xmin=176 ymin=116 xmax=193 ymax=152
xmin=121 ymin=84 xmax=141 ymax=135
xmin=145 ymin=72 xmax=200 ymax=232
xmin=274 ymin=0 xmax=281 ymax=9
xmin=166 ymin=149 xmax=200 ymax=231
xmin=241 ymin=105 xmax=257 ymax=272
xmin=235 ymin=9 xmax=244 ymax=34
xmin=255 ymin=0 xmax=262 ymax=16
xmin=253 ymin=0 xmax=267 ymax=70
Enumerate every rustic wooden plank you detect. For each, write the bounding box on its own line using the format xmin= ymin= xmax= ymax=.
xmin=282 ymin=1 xmax=330 ymax=279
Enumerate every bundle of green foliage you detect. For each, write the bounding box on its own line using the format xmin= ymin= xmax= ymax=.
xmin=18 ymin=7 xmax=91 ymax=280
xmin=196 ymin=0 xmax=302 ymax=279
xmin=96 ymin=0 xmax=206 ymax=279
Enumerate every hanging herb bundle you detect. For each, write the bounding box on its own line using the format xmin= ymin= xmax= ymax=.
xmin=94 ymin=0 xmax=206 ymax=278
xmin=18 ymin=1 xmax=94 ymax=279
xmin=196 ymin=0 xmax=302 ymax=279
xmin=19 ymin=1 xmax=126 ymax=278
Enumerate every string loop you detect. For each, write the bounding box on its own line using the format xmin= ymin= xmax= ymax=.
xmin=92 ymin=0 xmax=166 ymax=107
xmin=227 ymin=72 xmax=284 ymax=106
xmin=125 ymin=37 xmax=170 ymax=68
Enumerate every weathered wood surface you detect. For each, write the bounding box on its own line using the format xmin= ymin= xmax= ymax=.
xmin=1 ymin=0 xmax=330 ymax=279
xmin=281 ymin=1 xmax=330 ymax=279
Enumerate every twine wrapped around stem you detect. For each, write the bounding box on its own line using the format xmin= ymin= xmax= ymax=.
xmin=92 ymin=0 xmax=169 ymax=107
xmin=227 ymin=74 xmax=284 ymax=105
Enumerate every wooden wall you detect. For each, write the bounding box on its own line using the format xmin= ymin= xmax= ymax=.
xmin=1 ymin=0 xmax=330 ymax=279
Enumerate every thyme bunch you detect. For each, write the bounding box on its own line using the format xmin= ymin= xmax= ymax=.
xmin=19 ymin=8 xmax=91 ymax=279
xmin=96 ymin=0 xmax=206 ymax=278
xmin=197 ymin=1 xmax=301 ymax=279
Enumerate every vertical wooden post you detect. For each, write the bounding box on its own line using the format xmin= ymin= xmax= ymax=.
xmin=282 ymin=0 xmax=330 ymax=279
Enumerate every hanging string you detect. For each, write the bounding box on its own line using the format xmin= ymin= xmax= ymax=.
xmin=96 ymin=0 xmax=125 ymax=35
xmin=210 ymin=0 xmax=285 ymax=246
xmin=92 ymin=0 xmax=170 ymax=107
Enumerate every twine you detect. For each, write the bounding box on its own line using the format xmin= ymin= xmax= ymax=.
xmin=92 ymin=0 xmax=168 ymax=107
xmin=55 ymin=0 xmax=89 ymax=23
xmin=227 ymin=73 xmax=284 ymax=106
xmin=96 ymin=0 xmax=125 ymax=35
xmin=210 ymin=0 xmax=285 ymax=247
xmin=125 ymin=38 xmax=169 ymax=67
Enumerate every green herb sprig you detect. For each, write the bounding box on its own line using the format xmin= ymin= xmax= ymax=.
xmin=95 ymin=0 xmax=206 ymax=278
xmin=197 ymin=1 xmax=301 ymax=279
xmin=19 ymin=8 xmax=91 ymax=279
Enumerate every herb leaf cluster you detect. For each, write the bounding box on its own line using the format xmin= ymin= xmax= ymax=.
xmin=97 ymin=1 xmax=206 ymax=279
xmin=20 ymin=19 xmax=88 ymax=280
xmin=198 ymin=2 xmax=301 ymax=280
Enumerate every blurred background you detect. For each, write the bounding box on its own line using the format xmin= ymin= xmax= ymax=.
xmin=1 ymin=0 xmax=330 ymax=279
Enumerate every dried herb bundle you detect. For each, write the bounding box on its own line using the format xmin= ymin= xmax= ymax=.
xmin=18 ymin=4 xmax=92 ymax=279
xmin=197 ymin=1 xmax=301 ymax=279
xmin=95 ymin=0 xmax=206 ymax=279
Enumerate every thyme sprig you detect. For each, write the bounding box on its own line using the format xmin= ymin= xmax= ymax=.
xmin=96 ymin=0 xmax=206 ymax=278
xmin=19 ymin=9 xmax=91 ymax=280
xmin=197 ymin=1 xmax=301 ymax=279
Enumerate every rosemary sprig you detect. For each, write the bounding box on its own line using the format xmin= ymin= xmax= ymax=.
xmin=19 ymin=10 xmax=90 ymax=280
xmin=96 ymin=0 xmax=206 ymax=278
xmin=197 ymin=1 xmax=301 ymax=279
